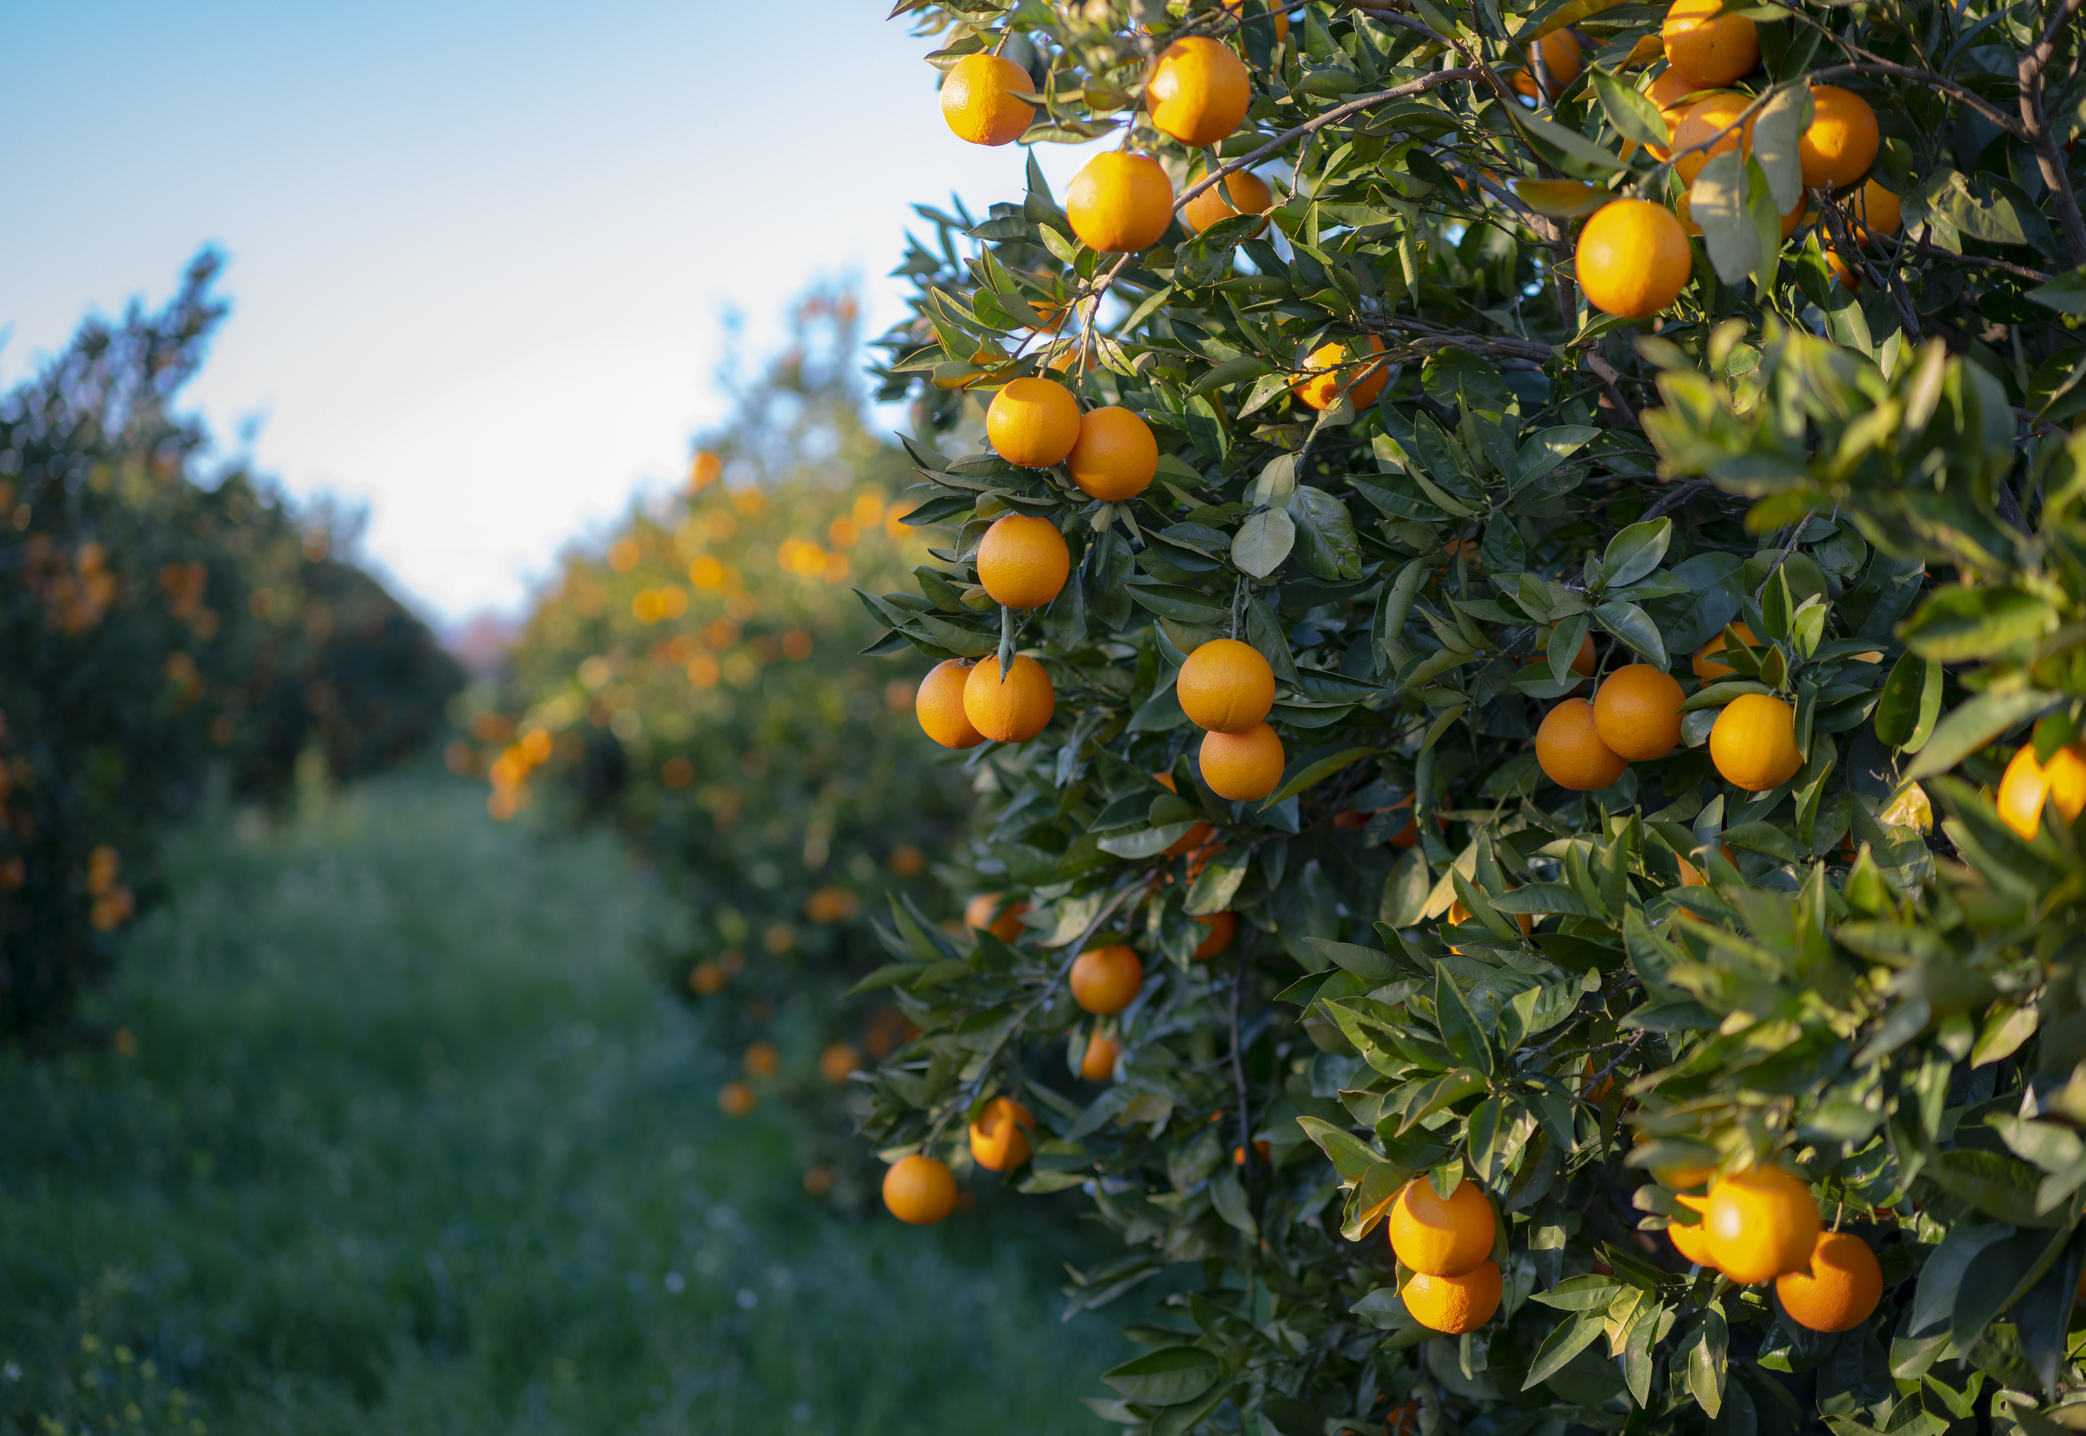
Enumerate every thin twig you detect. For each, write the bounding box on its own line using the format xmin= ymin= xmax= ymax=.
xmin=1231 ymin=927 xmax=1259 ymax=1177
xmin=1585 ymin=352 xmax=1639 ymax=428
xmin=1643 ymin=480 xmax=1711 ymax=521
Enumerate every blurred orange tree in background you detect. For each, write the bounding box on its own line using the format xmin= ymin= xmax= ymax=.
xmin=0 ymin=252 xmax=462 ymax=1047
xmin=476 ymin=290 xmax=977 ymax=1193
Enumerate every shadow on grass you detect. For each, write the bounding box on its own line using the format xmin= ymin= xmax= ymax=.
xmin=0 ymin=774 xmax=1133 ymax=1436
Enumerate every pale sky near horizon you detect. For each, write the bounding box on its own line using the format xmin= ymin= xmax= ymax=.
xmin=0 ymin=1 xmax=1108 ymax=625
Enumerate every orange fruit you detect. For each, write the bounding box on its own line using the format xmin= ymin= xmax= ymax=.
xmin=1536 ymin=698 xmax=1629 ymax=791
xmin=1694 ymin=1165 xmax=1820 ymax=1284
xmin=1691 ymin=622 xmax=1757 ymax=680
xmin=1668 ymin=1221 xmax=1718 ymax=1269
xmin=1710 ymin=693 xmax=1803 ymax=792
xmin=986 ymin=377 xmax=1081 ymax=468
xmin=1387 ymin=1177 xmax=1496 ymax=1276
xmin=1402 ymin=1261 xmax=1502 ymax=1334
xmin=718 ymin=1081 xmax=757 ymax=1117
xmin=1671 ymin=93 xmax=1757 ymax=188
xmin=1853 ymin=178 xmax=1900 ymax=237
xmin=1067 ymin=406 xmax=1157 ymax=501
xmin=1825 ymin=245 xmax=1861 ymax=291
xmin=1152 ymin=772 xmax=1214 ymax=855
xmin=1146 ymin=37 xmax=1251 ymax=147
xmin=1183 ymin=170 xmax=1274 ymax=235
xmin=940 ymin=53 xmax=1036 ymax=146
xmin=917 ymin=659 xmax=986 ymax=749
xmin=1996 ymin=742 xmax=2086 ymax=840
xmin=963 ymin=654 xmax=1056 ymax=743
xmin=976 ymin=514 xmax=1070 ymax=610
xmin=1509 ymin=30 xmax=1582 ymax=97
xmin=1575 ymin=200 xmax=1692 ymax=319
xmin=883 ymin=1154 xmax=958 ymax=1224
xmin=1524 ymin=632 xmax=1599 ymax=691
xmin=1642 ymin=68 xmax=1702 ymax=159
xmin=1293 ymin=336 xmax=1388 ymax=411
xmin=1593 ymin=664 xmax=1685 ymax=761
xmin=1192 ymin=910 xmax=1237 ymax=961
xmin=1199 ymin=721 xmax=1285 ymax=801
xmin=1067 ymin=152 xmax=1174 ymax=253
xmin=1080 ymin=1029 xmax=1123 ymax=1081
xmin=1071 ymin=944 xmax=1144 ymax=1014
xmin=1799 ymin=86 xmax=1879 ymax=190
xmin=818 ymin=1041 xmax=859 ymax=1084
xmin=1178 ymin=638 xmax=1276 ymax=733
xmin=969 ymin=1096 xmax=1037 ymax=1172
xmin=743 ymin=1041 xmax=780 ymax=1078
xmin=965 ymin=893 xmax=1030 ymax=943
xmin=1661 ymin=0 xmax=1759 ymax=87
xmin=1776 ymin=1230 xmax=1882 ymax=1332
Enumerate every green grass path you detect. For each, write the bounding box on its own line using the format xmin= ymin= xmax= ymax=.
xmin=0 ymin=777 xmax=1123 ymax=1435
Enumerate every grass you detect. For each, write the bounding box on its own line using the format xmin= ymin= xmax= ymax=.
xmin=0 ymin=774 xmax=1128 ymax=1436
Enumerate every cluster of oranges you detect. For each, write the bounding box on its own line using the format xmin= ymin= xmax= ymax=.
xmin=1568 ymin=0 xmax=1886 ymax=319
xmin=85 ymin=844 xmax=135 ymax=933
xmin=1664 ymin=1165 xmax=1882 ymax=1333
xmin=876 ymin=888 xmax=1237 ymax=1224
xmin=1533 ymin=625 xmax=1803 ymax=800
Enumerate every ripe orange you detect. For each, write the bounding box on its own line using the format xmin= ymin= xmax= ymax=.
xmin=1824 ymin=245 xmax=1861 ymax=292
xmin=1593 ymin=664 xmax=1685 ymax=761
xmin=1199 ymin=721 xmax=1285 ymax=801
xmin=940 ymin=53 xmax=1036 ymax=147
xmin=1536 ymin=698 xmax=1629 ymax=791
xmin=883 ymin=1154 xmax=958 ymax=1224
xmin=1996 ymin=742 xmax=2086 ymax=840
xmin=1152 ymin=772 xmax=1214 ymax=855
xmin=1709 ymin=693 xmax=1803 ymax=792
xmin=1853 ymin=177 xmax=1900 ymax=237
xmin=986 ymin=377 xmax=1081 ymax=468
xmin=1403 ymin=1261 xmax=1502 ymax=1334
xmin=1776 ymin=1230 xmax=1882 ymax=1332
xmin=976 ymin=514 xmax=1070 ymax=610
xmin=743 ymin=1041 xmax=780 ymax=1078
xmin=1799 ymin=86 xmax=1879 ymax=190
xmin=1178 ymin=638 xmax=1276 ymax=733
xmin=1667 ymin=1220 xmax=1718 ymax=1269
xmin=1192 ymin=910 xmax=1237 ymax=961
xmin=1692 ymin=622 xmax=1758 ymax=680
xmin=718 ymin=1081 xmax=757 ymax=1117
xmin=1080 ymin=1029 xmax=1123 ymax=1081
xmin=1293 ymin=336 xmax=1388 ymax=410
xmin=969 ymin=1096 xmax=1037 ymax=1172
xmin=1388 ymin=1177 xmax=1496 ymax=1276
xmin=1071 ymin=944 xmax=1145 ymax=1014
xmin=1183 ymin=170 xmax=1274 ymax=235
xmin=1661 ymin=0 xmax=1759 ymax=87
xmin=965 ymin=893 xmax=1030 ymax=943
xmin=1575 ymin=200 xmax=1692 ymax=319
xmin=917 ymin=659 xmax=986 ymax=749
xmin=1671 ymin=92 xmax=1757 ymax=188
xmin=1524 ymin=632 xmax=1599 ymax=691
xmin=964 ymin=654 xmax=1056 ymax=743
xmin=1510 ymin=30 xmax=1582 ymax=98
xmin=818 ymin=1041 xmax=859 ymax=1084
xmin=1642 ymin=67 xmax=1702 ymax=159
xmin=1146 ymin=37 xmax=1251 ymax=147
xmin=1221 ymin=0 xmax=1288 ymax=43
xmin=1067 ymin=153 xmax=1175 ymax=253
xmin=1067 ymin=406 xmax=1158 ymax=501
xmin=1695 ymin=1165 xmax=1820 ymax=1284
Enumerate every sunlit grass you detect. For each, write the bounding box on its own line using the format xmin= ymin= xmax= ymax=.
xmin=0 ymin=775 xmax=1124 ymax=1436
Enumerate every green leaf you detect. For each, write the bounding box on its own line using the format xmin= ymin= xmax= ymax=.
xmin=1126 ymin=581 xmax=1232 ymax=628
xmin=1307 ymin=938 xmax=1402 ymax=981
xmin=1588 ymin=67 xmax=1668 ymax=148
xmin=1903 ymin=690 xmax=2060 ymax=781
xmin=1098 ymin=821 xmax=1204 ymax=858
xmin=1595 ymin=601 xmax=1667 ymax=665
xmin=1748 ymin=83 xmax=1812 ymax=215
xmin=1296 ymin=1114 xmax=1383 ymax=1183
xmin=1433 ymin=970 xmax=1495 ymax=1078
xmin=1522 ymin=1308 xmax=1612 ymax=1389
xmin=1232 ymin=508 xmax=1296 ymax=578
xmin=1691 ymin=150 xmax=1757 ymax=286
xmin=1263 ymin=746 xmax=1375 ymax=808
xmin=1288 ymin=486 xmax=1362 ymax=581
xmin=1900 ymin=585 xmax=2057 ymax=662
xmin=2027 ymin=268 xmax=2086 ymax=318
xmin=1099 ymin=1346 xmax=1222 ymax=1406
xmin=1873 ymin=654 xmax=1930 ymax=748
xmin=1601 ymin=518 xmax=1673 ymax=589
xmin=1186 ymin=847 xmax=1251 ymax=916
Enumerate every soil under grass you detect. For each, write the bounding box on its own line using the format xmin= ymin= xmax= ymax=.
xmin=0 ymin=775 xmax=1126 ymax=1436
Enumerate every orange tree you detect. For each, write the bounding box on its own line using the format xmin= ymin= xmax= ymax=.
xmin=480 ymin=292 xmax=976 ymax=1184
xmin=845 ymin=0 xmax=2086 ymax=1431
xmin=0 ymin=252 xmax=461 ymax=1046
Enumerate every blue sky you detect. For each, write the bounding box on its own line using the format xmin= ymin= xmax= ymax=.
xmin=0 ymin=0 xmax=1105 ymax=622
